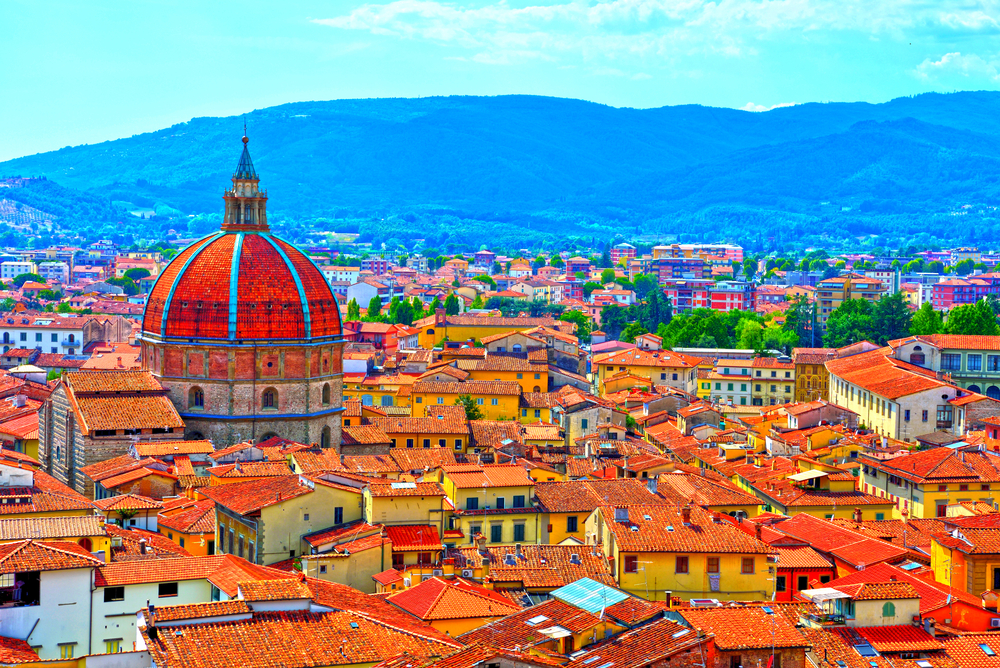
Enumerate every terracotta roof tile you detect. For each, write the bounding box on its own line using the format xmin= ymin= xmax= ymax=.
xmin=602 ymin=504 xmax=772 ymax=554
xmin=94 ymin=492 xmax=164 ymax=511
xmin=387 ymin=577 xmax=521 ymax=620
xmin=534 ymin=479 xmax=664 ymax=513
xmin=678 ymin=606 xmax=808 ymax=650
xmin=444 ymin=464 xmax=534 ymax=489
xmin=134 ymin=440 xmax=215 ymax=456
xmin=0 ymin=539 xmax=101 ymax=573
xmin=158 ymin=499 xmax=216 ymax=535
xmin=239 ymin=578 xmax=312 ymax=601
xmin=565 ymin=618 xmax=709 ymax=668
xmin=0 ymin=515 xmax=104 ymax=541
xmin=384 ymin=525 xmax=441 ymax=551
xmin=412 ymin=380 xmax=523 ymax=396
xmin=199 ymin=475 xmax=312 ymax=515
xmin=452 ymin=544 xmax=615 ymax=589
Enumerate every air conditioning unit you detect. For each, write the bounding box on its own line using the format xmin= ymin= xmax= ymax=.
xmin=432 ymin=569 xmax=443 ymax=576
xmin=461 ymin=569 xmax=474 ymax=578
xmin=421 ymin=574 xmax=433 ymax=581
xmin=992 ymin=618 xmax=1000 ymax=628
xmin=403 ymin=578 xmax=411 ymax=587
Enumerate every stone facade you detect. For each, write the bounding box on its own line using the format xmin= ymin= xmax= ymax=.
xmin=143 ymin=340 xmax=344 ymax=448
xmin=39 ymin=383 xmax=184 ymax=498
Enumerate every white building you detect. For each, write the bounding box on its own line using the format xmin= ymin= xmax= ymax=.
xmin=1 ymin=261 xmax=37 ymax=281
xmin=0 ymin=315 xmax=86 ymax=355
xmin=322 ymin=266 xmax=361 ymax=285
xmin=37 ymin=262 xmax=70 ymax=284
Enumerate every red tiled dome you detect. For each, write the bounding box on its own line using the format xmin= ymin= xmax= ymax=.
xmin=142 ymin=232 xmax=341 ymax=341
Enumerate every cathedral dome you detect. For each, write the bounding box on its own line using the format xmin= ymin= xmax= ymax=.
xmin=141 ymin=137 xmax=341 ymax=342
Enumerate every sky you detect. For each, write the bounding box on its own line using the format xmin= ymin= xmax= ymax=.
xmin=2 ymin=0 xmax=999 ymax=162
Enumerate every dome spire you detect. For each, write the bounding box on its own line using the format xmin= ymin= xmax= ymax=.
xmin=222 ymin=133 xmax=268 ymax=232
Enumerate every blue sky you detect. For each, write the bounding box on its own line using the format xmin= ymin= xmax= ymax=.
xmin=3 ymin=0 xmax=999 ymax=162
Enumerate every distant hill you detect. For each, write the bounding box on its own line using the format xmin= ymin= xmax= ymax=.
xmin=4 ymin=92 xmax=1000 ymax=248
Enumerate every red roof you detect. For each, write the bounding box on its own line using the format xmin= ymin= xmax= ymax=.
xmin=143 ymin=217 xmax=341 ymax=341
xmin=387 ymin=577 xmax=520 ymax=620
xmin=384 ymin=525 xmax=441 ymax=551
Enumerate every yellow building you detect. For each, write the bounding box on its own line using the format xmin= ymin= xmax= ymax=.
xmin=342 ymin=373 xmax=415 ymax=410
xmin=416 ymin=314 xmax=567 ymax=349
xmin=592 ymin=348 xmax=701 ymax=395
xmin=438 ymin=464 xmax=538 ymax=545
xmin=157 ymin=498 xmax=216 ymax=556
xmin=0 ymin=413 xmax=40 ymax=461
xmin=297 ymin=521 xmax=393 ymax=593
xmin=534 ymin=479 xmax=667 ymax=545
xmin=368 ymin=415 xmax=471 ymax=452
xmin=587 ymin=504 xmax=773 ymax=601
xmin=747 ymin=468 xmax=895 ymax=521
xmin=792 ymin=348 xmax=837 ymax=401
xmin=203 ymin=474 xmax=363 ymax=565
xmin=815 ymin=272 xmax=887 ymax=330
xmin=411 ymin=380 xmax=522 ymax=421
xmin=931 ymin=526 xmax=1000 ymax=597
xmin=861 ymin=448 xmax=999 ymax=519
xmin=0 ymin=465 xmax=95 ymax=520
xmin=750 ymin=357 xmax=796 ymax=406
xmin=459 ymin=357 xmax=549 ymax=394
xmin=519 ymin=392 xmax=555 ymax=423
xmin=0 ymin=515 xmax=110 ymax=560
xmin=385 ymin=576 xmax=521 ymax=636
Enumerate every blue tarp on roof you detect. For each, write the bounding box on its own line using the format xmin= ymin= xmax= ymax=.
xmin=550 ymin=577 xmax=629 ymax=614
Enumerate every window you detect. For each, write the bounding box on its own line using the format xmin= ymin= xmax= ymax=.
xmin=190 ymin=387 xmax=204 ymax=409
xmin=675 ymin=556 xmax=689 ymax=573
xmin=35 ymin=333 xmax=41 ymax=342
xmin=960 ymin=484 xmax=969 ymax=492
xmin=491 ymin=398 xmax=499 ymax=405
xmin=741 ymin=557 xmax=755 ymax=574
xmin=491 ymin=524 xmax=503 ymax=543
xmin=904 ymin=409 xmax=910 ymax=421
xmin=19 ymin=333 xmax=25 ymax=342
xmin=335 ymin=507 xmax=344 ymax=524
xmin=423 ymin=438 xmax=431 ymax=448
xmin=437 ymin=397 xmax=444 ymax=404
xmin=513 ymin=495 xmax=525 ymax=508
xmin=238 ymin=535 xmax=244 ymax=558
xmin=729 ymin=657 xmax=741 ymax=668
xmin=179 ymin=537 xmax=185 ymax=548
xmin=707 ymin=557 xmax=720 ymax=573
xmin=581 ymin=418 xmax=588 ymax=430
xmin=567 ymin=516 xmax=578 ymax=532
xmin=322 ymin=383 xmax=331 ymax=404
xmin=517 ymin=373 xmax=523 ymax=379
xmin=922 ymin=410 xmax=928 ymax=422
xmin=941 ymin=353 xmax=962 ymax=370
xmin=104 ymin=586 xmax=125 ymax=602
xmin=467 ymin=497 xmax=479 ymax=511
xmin=105 ymin=640 xmax=122 ymax=654
xmin=968 ymin=354 xmax=983 ymax=371
xmin=534 ymin=409 xmax=541 ymax=418
xmin=476 ymin=398 xmax=484 ymax=405
xmin=406 ymin=438 xmax=414 ymax=448
xmin=989 ymin=355 xmax=1000 ymax=372
xmin=455 ymin=439 xmax=463 ymax=450
xmin=416 ymin=397 xmax=423 ymax=403
xmin=776 ymin=575 xmax=787 ymax=592
xmin=755 ymin=384 xmax=761 ymax=391
xmin=624 ymin=555 xmax=638 ymax=573
xmin=158 ymin=582 xmax=179 ymax=598
xmin=496 ymin=497 xmax=506 ymax=509
xmin=882 ymin=601 xmax=896 ymax=617
xmin=262 ymin=388 xmax=277 ymax=409
xmin=319 ymin=565 xmax=327 ymax=574
xmin=59 ymin=645 xmax=75 ymax=660
xmin=797 ymin=575 xmax=808 ymax=591
xmin=937 ymin=502 xmax=948 ymax=518
xmin=672 ymin=373 xmax=678 ymax=381
xmin=514 ymin=523 xmax=525 ymax=541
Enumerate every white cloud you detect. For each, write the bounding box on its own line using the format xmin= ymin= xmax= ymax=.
xmin=313 ymin=0 xmax=1000 ymax=66
xmin=912 ymin=51 xmax=1000 ymax=82
xmin=740 ymin=101 xmax=799 ymax=112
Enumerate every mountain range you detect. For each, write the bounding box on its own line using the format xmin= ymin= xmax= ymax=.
xmin=3 ymin=92 xmax=1000 ymax=249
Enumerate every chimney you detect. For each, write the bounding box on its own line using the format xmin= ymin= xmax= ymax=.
xmin=476 ymin=533 xmax=487 ymax=555
xmin=681 ymin=504 xmax=692 ymax=526
xmin=853 ymin=507 xmax=863 ymax=524
xmin=754 ymin=523 xmax=763 ymax=542
xmin=516 ymin=543 xmax=523 ymax=558
xmin=646 ymin=476 xmax=658 ymax=495
xmin=146 ymin=601 xmax=157 ymax=640
xmin=139 ymin=538 xmax=147 ymax=555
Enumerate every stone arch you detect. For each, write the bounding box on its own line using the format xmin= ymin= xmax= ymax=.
xmin=989 ymin=386 xmax=1000 ymax=400
xmin=968 ymin=384 xmax=982 ymax=394
xmin=187 ymin=431 xmax=205 ymax=440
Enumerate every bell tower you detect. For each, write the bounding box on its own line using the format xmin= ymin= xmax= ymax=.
xmin=222 ymin=135 xmax=269 ymax=231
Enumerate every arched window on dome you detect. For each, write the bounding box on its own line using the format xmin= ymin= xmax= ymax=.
xmin=321 ymin=427 xmax=331 ymax=449
xmin=189 ymin=387 xmax=204 ymax=410
xmin=262 ymin=388 xmax=278 ymax=410
xmin=322 ymin=383 xmax=331 ymax=406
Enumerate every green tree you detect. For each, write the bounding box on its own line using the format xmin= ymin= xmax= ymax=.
xmin=473 ymin=274 xmax=496 ymax=289
xmin=470 ymin=293 xmax=484 ymax=309
xmin=600 ymin=244 xmax=612 ymax=268
xmin=106 ymin=276 xmax=140 ymax=295
xmin=367 ymin=295 xmax=383 ymax=320
xmin=823 ymin=298 xmax=877 ymax=348
xmin=600 ymin=268 xmax=615 ymax=284
xmin=559 ymin=310 xmax=592 ymax=343
xmin=395 ymin=300 xmax=415 ymax=325
xmin=455 ymin=394 xmax=484 ymax=420
xmin=633 ymin=274 xmax=657 ymax=299
xmin=0 ymin=298 xmax=16 ymax=312
xmin=444 ymin=294 xmax=460 ymax=316
xmin=550 ymin=256 xmax=564 ymax=268
xmin=873 ymin=292 xmax=913 ymax=344
xmin=620 ymin=322 xmax=647 ymax=343
xmin=910 ymin=302 xmax=943 ymax=335
xmin=953 ymin=259 xmax=976 ymax=276
xmin=124 ymin=268 xmax=151 ymax=281
xmin=429 ymin=296 xmax=443 ymax=313
xmin=346 ymin=298 xmax=361 ymax=321
xmin=56 ymin=302 xmax=72 ymax=313
xmin=945 ymin=301 xmax=1000 ymax=336
xmin=742 ymin=258 xmax=756 ymax=281
xmin=583 ymin=281 xmax=602 ymax=299
xmin=12 ymin=273 xmax=45 ymax=288
xmin=37 ymin=289 xmax=62 ymax=301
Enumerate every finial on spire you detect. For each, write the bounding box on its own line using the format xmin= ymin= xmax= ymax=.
xmin=243 ymin=116 xmax=248 ymax=144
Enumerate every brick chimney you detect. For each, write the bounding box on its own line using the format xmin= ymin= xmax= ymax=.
xmin=681 ymin=504 xmax=692 ymax=526
xmin=754 ymin=523 xmax=763 ymax=542
xmin=853 ymin=507 xmax=863 ymax=523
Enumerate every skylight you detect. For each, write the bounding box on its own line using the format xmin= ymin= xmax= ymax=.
xmin=981 ymin=644 xmax=997 ymax=657
xmin=672 ymin=630 xmax=690 ymax=639
xmin=526 ymin=615 xmax=549 ymax=626
xmin=391 ymin=482 xmax=416 ymax=489
xmin=582 ymin=657 xmax=600 ymax=665
xmin=762 ymin=606 xmax=774 ymax=614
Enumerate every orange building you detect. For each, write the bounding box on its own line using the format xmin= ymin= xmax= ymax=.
xmin=158 ymin=498 xmax=216 ymax=556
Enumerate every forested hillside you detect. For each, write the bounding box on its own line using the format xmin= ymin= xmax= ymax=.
xmin=3 ymin=92 xmax=1000 ymax=249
